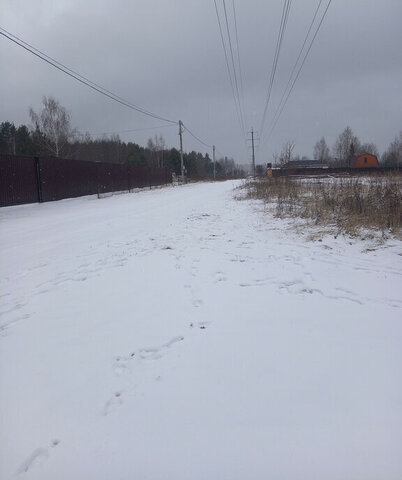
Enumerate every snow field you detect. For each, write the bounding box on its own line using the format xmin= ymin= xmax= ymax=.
xmin=1 ymin=180 xmax=401 ymax=479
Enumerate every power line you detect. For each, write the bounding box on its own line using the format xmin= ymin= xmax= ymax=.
xmin=0 ymin=27 xmax=177 ymax=125
xmin=182 ymin=123 xmax=213 ymax=149
xmin=216 ymin=147 xmax=225 ymax=158
xmin=213 ymin=0 xmax=244 ymax=138
xmin=88 ymin=123 xmax=176 ymax=137
xmin=259 ymin=0 xmax=292 ymax=139
xmin=1 ymin=26 xmax=227 ymax=161
xmin=267 ymin=0 xmax=332 ymax=139
xmin=232 ymin=0 xmax=247 ymax=129
xmin=260 ymin=0 xmax=291 ymax=136
xmin=271 ymin=0 xmax=324 ymax=130
xmin=0 ymin=27 xmax=147 ymax=117
xmin=222 ymin=0 xmax=246 ymax=136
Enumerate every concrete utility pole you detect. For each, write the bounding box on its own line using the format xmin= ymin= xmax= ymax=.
xmin=179 ymin=120 xmax=184 ymax=184
xmin=213 ymin=145 xmax=216 ymax=180
xmin=247 ymin=128 xmax=259 ymax=177
xmin=251 ymin=128 xmax=256 ymax=177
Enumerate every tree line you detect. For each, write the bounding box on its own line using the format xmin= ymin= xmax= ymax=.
xmin=275 ymin=126 xmax=402 ymax=167
xmin=0 ymin=96 xmax=244 ymax=179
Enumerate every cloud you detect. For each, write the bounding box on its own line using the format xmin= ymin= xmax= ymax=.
xmin=1 ymin=0 xmax=401 ymax=162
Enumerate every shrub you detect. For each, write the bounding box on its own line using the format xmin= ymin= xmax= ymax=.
xmin=241 ymin=173 xmax=402 ymax=236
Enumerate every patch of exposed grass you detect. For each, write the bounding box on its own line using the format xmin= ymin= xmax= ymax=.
xmin=240 ymin=173 xmax=402 ymax=237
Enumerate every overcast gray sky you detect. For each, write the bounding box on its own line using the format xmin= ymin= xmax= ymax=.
xmin=1 ymin=0 xmax=401 ymax=165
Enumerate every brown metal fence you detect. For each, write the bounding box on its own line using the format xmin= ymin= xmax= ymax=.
xmin=0 ymin=154 xmax=169 ymax=207
xmin=0 ymin=154 xmax=39 ymax=206
xmin=39 ymin=156 xmax=99 ymax=202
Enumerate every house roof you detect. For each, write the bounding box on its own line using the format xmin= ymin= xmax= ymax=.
xmin=353 ymin=153 xmax=377 ymax=159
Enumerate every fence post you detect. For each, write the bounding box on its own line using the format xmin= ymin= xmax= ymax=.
xmin=34 ymin=156 xmax=43 ymax=203
xmin=127 ymin=165 xmax=131 ymax=192
xmin=96 ymin=161 xmax=100 ymax=198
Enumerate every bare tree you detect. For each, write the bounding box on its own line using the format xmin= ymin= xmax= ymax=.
xmin=359 ymin=142 xmax=379 ymax=157
xmin=279 ymin=140 xmax=295 ymax=166
xmin=382 ymin=131 xmax=402 ymax=166
xmin=29 ymin=96 xmax=75 ymax=157
xmin=313 ymin=136 xmax=330 ymax=162
xmin=155 ymin=134 xmax=166 ymax=167
xmin=332 ymin=126 xmax=361 ymax=166
xmin=147 ymin=134 xmax=166 ymax=167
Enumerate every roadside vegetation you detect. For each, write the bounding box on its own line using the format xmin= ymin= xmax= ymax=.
xmin=0 ymin=96 xmax=244 ymax=180
xmin=241 ymin=173 xmax=402 ymax=238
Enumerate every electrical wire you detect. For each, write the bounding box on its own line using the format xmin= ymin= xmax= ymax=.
xmin=216 ymin=147 xmax=225 ymax=158
xmin=182 ymin=123 xmax=213 ymax=149
xmin=88 ymin=123 xmax=176 ymax=137
xmin=273 ymin=0 xmax=324 ymax=123
xmin=266 ymin=0 xmax=332 ymax=139
xmin=0 ymin=27 xmax=178 ymax=124
xmin=213 ymin=0 xmax=244 ymax=138
xmin=232 ymin=0 xmax=247 ymax=130
xmin=231 ymin=0 xmax=250 ymax=159
xmin=222 ymin=0 xmax=245 ymax=135
xmin=259 ymin=0 xmax=292 ymax=138
xmin=1 ymin=27 xmax=225 ymax=160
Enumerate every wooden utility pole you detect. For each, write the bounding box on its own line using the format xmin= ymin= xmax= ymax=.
xmin=213 ymin=145 xmax=216 ymax=180
xmin=179 ymin=120 xmax=184 ymax=183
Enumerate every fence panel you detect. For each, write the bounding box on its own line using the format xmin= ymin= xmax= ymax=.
xmin=1 ymin=154 xmax=171 ymax=206
xmin=128 ymin=166 xmax=149 ymax=189
xmin=39 ymin=156 xmax=98 ymax=202
xmin=148 ymin=167 xmax=169 ymax=187
xmin=0 ymin=155 xmax=39 ymax=207
xmin=97 ymin=163 xmax=130 ymax=194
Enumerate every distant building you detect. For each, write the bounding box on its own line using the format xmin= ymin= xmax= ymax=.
xmin=351 ymin=153 xmax=379 ymax=167
xmin=285 ymin=159 xmax=328 ymax=168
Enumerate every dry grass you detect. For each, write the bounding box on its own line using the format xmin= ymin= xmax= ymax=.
xmin=241 ymin=173 xmax=402 ymax=237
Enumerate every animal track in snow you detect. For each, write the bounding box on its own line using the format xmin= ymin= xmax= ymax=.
xmin=103 ymin=391 xmax=124 ymax=415
xmin=189 ymin=321 xmax=210 ymax=330
xmin=139 ymin=335 xmax=184 ymax=360
xmin=214 ymin=271 xmax=227 ymax=283
xmin=107 ymin=336 xmax=185 ymax=414
xmin=239 ymin=277 xmax=273 ymax=288
xmin=112 ymin=335 xmax=184 ymax=375
xmin=276 ymin=280 xmax=364 ymax=304
xmin=16 ymin=439 xmax=60 ymax=475
xmin=336 ymin=287 xmax=401 ymax=308
xmin=277 ymin=280 xmax=306 ymax=295
xmin=16 ymin=448 xmax=49 ymax=475
xmin=113 ymin=360 xmax=130 ymax=376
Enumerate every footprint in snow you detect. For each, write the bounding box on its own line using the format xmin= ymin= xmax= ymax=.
xmin=214 ymin=271 xmax=227 ymax=283
xmin=16 ymin=440 xmax=60 ymax=475
xmin=189 ymin=321 xmax=210 ymax=330
xmin=103 ymin=391 xmax=124 ymax=415
xmin=139 ymin=336 xmax=184 ymax=360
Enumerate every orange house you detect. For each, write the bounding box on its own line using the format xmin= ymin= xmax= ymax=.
xmin=351 ymin=153 xmax=379 ymax=167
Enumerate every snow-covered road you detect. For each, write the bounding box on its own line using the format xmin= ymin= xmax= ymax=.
xmin=1 ymin=181 xmax=401 ymax=479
